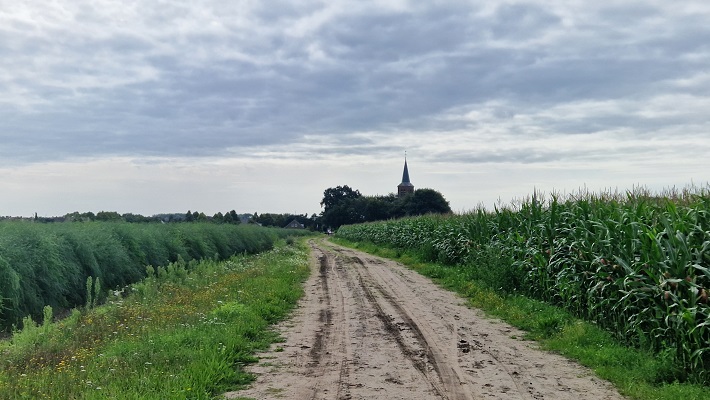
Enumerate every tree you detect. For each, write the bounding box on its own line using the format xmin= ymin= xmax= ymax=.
xmin=319 ymin=186 xmax=451 ymax=229
xmin=320 ymin=185 xmax=362 ymax=211
xmin=122 ymin=213 xmax=155 ymax=223
xmin=229 ymin=210 xmax=239 ymax=223
xmin=95 ymin=211 xmax=122 ymax=221
xmin=322 ymin=199 xmax=366 ymax=229
xmin=401 ymin=188 xmax=452 ymax=216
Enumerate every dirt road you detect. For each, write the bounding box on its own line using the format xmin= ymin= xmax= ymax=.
xmin=226 ymin=239 xmax=624 ymax=400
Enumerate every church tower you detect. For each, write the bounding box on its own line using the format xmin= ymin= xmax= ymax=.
xmin=397 ymin=157 xmax=414 ymax=198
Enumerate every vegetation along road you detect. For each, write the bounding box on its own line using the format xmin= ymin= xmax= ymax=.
xmin=228 ymin=239 xmax=624 ymax=400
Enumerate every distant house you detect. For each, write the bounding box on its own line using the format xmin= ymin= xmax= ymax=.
xmin=285 ymin=219 xmax=305 ymax=229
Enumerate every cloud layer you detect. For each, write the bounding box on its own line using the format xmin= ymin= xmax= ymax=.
xmin=1 ymin=1 xmax=709 ymax=215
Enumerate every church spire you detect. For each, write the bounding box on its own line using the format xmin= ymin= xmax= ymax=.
xmin=397 ymin=153 xmax=414 ymax=197
xmin=401 ymin=158 xmax=411 ymax=184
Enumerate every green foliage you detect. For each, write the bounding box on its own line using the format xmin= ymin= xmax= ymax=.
xmin=320 ymin=186 xmax=452 ymax=229
xmin=0 ymin=241 xmax=310 ymax=399
xmin=320 ymin=185 xmax=362 ymax=210
xmin=336 ymin=186 xmax=710 ymax=385
xmin=0 ymin=222 xmax=309 ymax=331
xmin=85 ymin=277 xmax=93 ymax=310
xmin=334 ymin=237 xmax=710 ymax=400
xmin=399 ymin=188 xmax=452 ymax=216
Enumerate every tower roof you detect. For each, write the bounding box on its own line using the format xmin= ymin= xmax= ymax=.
xmin=399 ymin=159 xmax=414 ymax=187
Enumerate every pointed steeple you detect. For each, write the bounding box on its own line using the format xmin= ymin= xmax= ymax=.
xmin=401 ymin=158 xmax=411 ymax=184
xmin=397 ymin=154 xmax=414 ymax=197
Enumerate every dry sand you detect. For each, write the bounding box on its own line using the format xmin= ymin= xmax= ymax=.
xmin=225 ymin=239 xmax=625 ymax=400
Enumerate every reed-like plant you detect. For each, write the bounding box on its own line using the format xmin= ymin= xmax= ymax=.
xmin=0 ymin=222 xmax=308 ymax=331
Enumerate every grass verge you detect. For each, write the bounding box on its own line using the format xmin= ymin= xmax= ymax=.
xmin=332 ymin=238 xmax=708 ymax=400
xmin=0 ymin=239 xmax=310 ymax=400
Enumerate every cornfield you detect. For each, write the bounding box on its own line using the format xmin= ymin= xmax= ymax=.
xmin=336 ymin=187 xmax=710 ymax=384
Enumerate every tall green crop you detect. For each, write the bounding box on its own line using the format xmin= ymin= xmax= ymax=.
xmin=337 ymin=187 xmax=710 ymax=384
xmin=0 ymin=222 xmax=308 ymax=331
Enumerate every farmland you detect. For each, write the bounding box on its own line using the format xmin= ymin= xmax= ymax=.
xmin=0 ymin=239 xmax=310 ymax=399
xmin=2 ymin=187 xmax=709 ymax=399
xmin=336 ymin=188 xmax=710 ymax=386
xmin=0 ymin=221 xmax=308 ymax=331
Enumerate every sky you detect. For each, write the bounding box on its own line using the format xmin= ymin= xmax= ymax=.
xmin=2 ymin=0 xmax=710 ymax=218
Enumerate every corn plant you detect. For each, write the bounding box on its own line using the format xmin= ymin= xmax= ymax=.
xmin=337 ymin=186 xmax=710 ymax=384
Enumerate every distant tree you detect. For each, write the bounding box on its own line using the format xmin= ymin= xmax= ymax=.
xmin=320 ymin=185 xmax=362 ymax=211
xmin=229 ymin=210 xmax=239 ymax=223
xmin=185 ymin=210 xmax=194 ymax=222
xmin=256 ymin=213 xmax=275 ymax=226
xmin=319 ymin=186 xmax=451 ymax=229
xmin=95 ymin=211 xmax=122 ymax=221
xmin=364 ymin=195 xmax=397 ymax=221
xmin=223 ymin=211 xmax=234 ymax=224
xmin=122 ymin=213 xmax=155 ymax=223
xmin=321 ymin=198 xmax=366 ymax=229
xmin=401 ymin=188 xmax=452 ymax=216
xmin=310 ymin=213 xmax=321 ymax=231
xmin=213 ymin=212 xmax=224 ymax=223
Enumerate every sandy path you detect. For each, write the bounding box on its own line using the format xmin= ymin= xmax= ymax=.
xmin=225 ymin=239 xmax=625 ymax=400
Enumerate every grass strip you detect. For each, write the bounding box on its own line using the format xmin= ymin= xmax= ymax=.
xmin=0 ymin=239 xmax=310 ymax=400
xmin=332 ymin=238 xmax=709 ymax=400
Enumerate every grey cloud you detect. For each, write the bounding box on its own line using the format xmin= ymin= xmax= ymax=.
xmin=488 ymin=3 xmax=561 ymax=40
xmin=2 ymin=1 xmax=710 ymax=166
xmin=440 ymin=148 xmax=565 ymax=165
xmin=431 ymin=138 xmax=708 ymax=167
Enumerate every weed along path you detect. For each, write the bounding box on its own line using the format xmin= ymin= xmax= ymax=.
xmin=226 ymin=239 xmax=625 ymax=400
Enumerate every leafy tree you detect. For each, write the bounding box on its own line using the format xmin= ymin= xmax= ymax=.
xmin=401 ymin=188 xmax=452 ymax=216
xmin=95 ymin=211 xmax=122 ymax=221
xmin=320 ymin=185 xmax=361 ymax=211
xmin=229 ymin=210 xmax=239 ymax=223
xmin=122 ymin=213 xmax=155 ymax=223
xmin=319 ymin=186 xmax=451 ymax=229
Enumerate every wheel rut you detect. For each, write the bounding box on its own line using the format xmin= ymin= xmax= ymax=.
xmin=226 ymin=239 xmax=626 ymax=400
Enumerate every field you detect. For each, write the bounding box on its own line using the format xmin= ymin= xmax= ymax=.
xmin=0 ymin=239 xmax=310 ymax=399
xmin=336 ymin=188 xmax=710 ymax=386
xmin=2 ymin=187 xmax=709 ymax=399
xmin=0 ymin=221 xmax=307 ymax=331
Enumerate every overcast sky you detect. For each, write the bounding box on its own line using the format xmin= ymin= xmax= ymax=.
xmin=2 ymin=0 xmax=709 ymax=217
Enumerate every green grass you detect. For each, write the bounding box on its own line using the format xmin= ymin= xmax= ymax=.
xmin=0 ymin=239 xmax=311 ymax=399
xmin=333 ymin=237 xmax=709 ymax=400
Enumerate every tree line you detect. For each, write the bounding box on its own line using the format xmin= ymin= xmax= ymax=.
xmin=5 ymin=185 xmax=451 ymax=231
xmin=18 ymin=210 xmax=322 ymax=230
xmin=320 ymin=185 xmax=452 ymax=229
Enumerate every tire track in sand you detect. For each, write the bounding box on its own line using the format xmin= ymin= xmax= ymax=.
xmin=226 ymin=239 xmax=626 ymax=400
